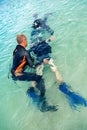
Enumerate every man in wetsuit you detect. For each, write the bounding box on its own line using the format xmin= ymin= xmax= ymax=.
xmin=11 ymin=34 xmax=58 ymax=112
xmin=11 ymin=34 xmax=45 ymax=97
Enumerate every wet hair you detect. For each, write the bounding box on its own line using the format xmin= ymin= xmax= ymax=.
xmin=16 ymin=34 xmax=27 ymax=44
xmin=33 ymin=19 xmax=41 ymax=29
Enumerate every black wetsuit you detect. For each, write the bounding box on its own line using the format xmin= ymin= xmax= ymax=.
xmin=11 ymin=45 xmax=45 ymax=97
xmin=30 ymin=18 xmax=54 ymax=44
xmin=29 ymin=40 xmax=52 ymax=63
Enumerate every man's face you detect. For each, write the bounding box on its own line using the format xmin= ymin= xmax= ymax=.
xmin=24 ymin=37 xmax=28 ymax=47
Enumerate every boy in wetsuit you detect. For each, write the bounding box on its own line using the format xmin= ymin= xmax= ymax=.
xmin=11 ymin=34 xmax=45 ymax=97
xmin=30 ymin=14 xmax=63 ymax=83
xmin=30 ymin=13 xmax=54 ymax=45
xmin=29 ymin=36 xmax=63 ymax=83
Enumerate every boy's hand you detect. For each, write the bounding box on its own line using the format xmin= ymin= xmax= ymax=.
xmin=46 ymin=35 xmax=55 ymax=43
xmin=50 ymin=35 xmax=55 ymax=41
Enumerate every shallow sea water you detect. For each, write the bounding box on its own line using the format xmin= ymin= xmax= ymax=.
xmin=0 ymin=0 xmax=87 ymax=130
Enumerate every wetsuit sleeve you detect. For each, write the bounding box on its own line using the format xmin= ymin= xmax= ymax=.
xmin=45 ymin=25 xmax=54 ymax=35
xmin=25 ymin=52 xmax=35 ymax=68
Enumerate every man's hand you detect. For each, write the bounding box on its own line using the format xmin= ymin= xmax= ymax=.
xmin=43 ymin=59 xmax=49 ymax=64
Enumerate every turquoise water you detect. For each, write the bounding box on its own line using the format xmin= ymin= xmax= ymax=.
xmin=0 ymin=0 xmax=87 ymax=130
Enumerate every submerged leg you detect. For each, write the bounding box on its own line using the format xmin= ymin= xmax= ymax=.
xmin=48 ymin=59 xmax=63 ymax=83
xmin=39 ymin=96 xmax=58 ymax=112
xmin=36 ymin=78 xmax=46 ymax=97
xmin=36 ymin=64 xmax=44 ymax=76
